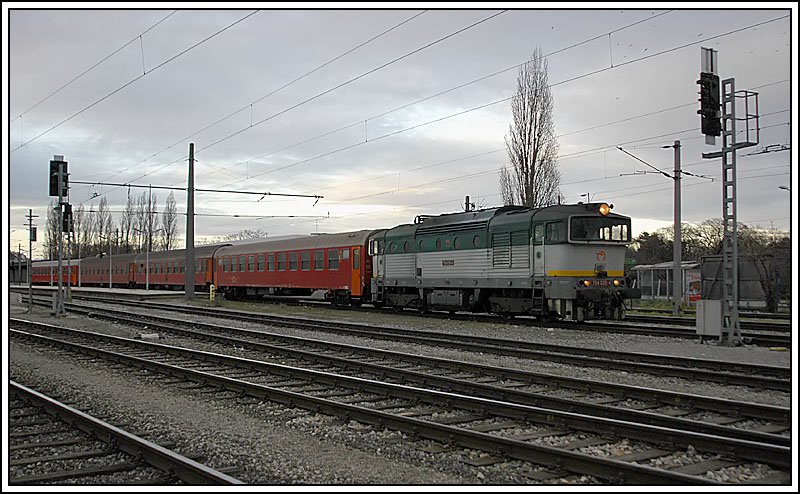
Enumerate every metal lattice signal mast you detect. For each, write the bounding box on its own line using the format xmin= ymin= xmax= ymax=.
xmin=699 ymin=47 xmax=760 ymax=346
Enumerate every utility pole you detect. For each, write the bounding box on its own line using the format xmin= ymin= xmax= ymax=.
xmin=27 ymin=209 xmax=38 ymax=313
xmin=617 ymin=143 xmax=694 ymax=316
xmin=185 ymin=142 xmax=195 ymax=298
xmin=672 ymin=141 xmax=682 ymax=316
xmin=18 ymin=244 xmax=22 ymax=284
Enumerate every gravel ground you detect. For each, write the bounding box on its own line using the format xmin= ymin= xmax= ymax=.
xmin=8 ymin=297 xmax=794 ymax=485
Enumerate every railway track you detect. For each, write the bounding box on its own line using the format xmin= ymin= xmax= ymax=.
xmin=10 ymin=318 xmax=791 ymax=485
xmin=8 ymin=381 xmax=243 ymax=485
xmin=14 ymin=288 xmax=792 ymax=347
xmin=45 ymin=297 xmax=791 ymax=391
xmin=13 ymin=304 xmax=791 ymax=445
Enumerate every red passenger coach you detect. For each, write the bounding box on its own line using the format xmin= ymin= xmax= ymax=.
xmin=80 ymin=253 xmax=138 ymax=287
xmin=214 ymin=230 xmax=381 ymax=305
xmin=133 ymin=244 xmax=228 ymax=290
xmin=31 ymin=260 xmax=80 ymax=286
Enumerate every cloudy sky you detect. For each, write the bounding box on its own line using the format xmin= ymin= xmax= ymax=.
xmin=4 ymin=4 xmax=797 ymax=259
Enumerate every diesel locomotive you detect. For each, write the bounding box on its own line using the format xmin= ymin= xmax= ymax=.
xmin=369 ymin=202 xmax=636 ymax=321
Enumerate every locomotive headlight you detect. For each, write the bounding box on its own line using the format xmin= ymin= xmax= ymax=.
xmin=613 ymin=279 xmax=620 ymax=286
xmin=598 ymin=203 xmax=611 ymax=216
xmin=583 ymin=280 xmax=591 ymax=287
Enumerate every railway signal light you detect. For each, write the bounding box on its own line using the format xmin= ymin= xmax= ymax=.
xmin=48 ymin=158 xmax=69 ymax=197
xmin=62 ymin=203 xmax=74 ymax=233
xmin=697 ymin=72 xmax=721 ymax=137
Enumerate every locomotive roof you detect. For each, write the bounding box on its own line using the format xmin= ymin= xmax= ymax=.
xmin=384 ymin=203 xmax=629 ymax=236
xmin=216 ymin=230 xmax=379 ymax=255
xmin=490 ymin=202 xmax=629 ymax=226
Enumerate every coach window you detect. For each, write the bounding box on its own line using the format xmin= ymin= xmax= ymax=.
xmin=278 ymin=253 xmax=286 ymax=271
xmin=230 ymin=256 xmax=236 ymax=272
xmin=239 ymin=256 xmax=246 ymax=272
xmin=353 ymin=249 xmax=360 ymax=269
xmin=301 ymin=252 xmax=310 ymax=271
xmin=342 ymin=249 xmax=349 ymax=260
xmin=418 ymin=239 xmax=424 ymax=251
xmin=403 ymin=240 xmax=410 ymax=253
xmin=315 ymin=250 xmax=324 ymax=270
xmin=222 ymin=257 xmax=228 ymax=272
xmin=268 ymin=254 xmax=275 ymax=271
xmin=289 ymin=252 xmax=298 ymax=271
xmin=435 ymin=238 xmax=442 ymax=250
xmin=389 ymin=241 xmax=396 ymax=253
xmin=258 ymin=254 xmax=265 ymax=271
xmin=328 ymin=249 xmax=338 ymax=270
xmin=248 ymin=255 xmax=255 ymax=272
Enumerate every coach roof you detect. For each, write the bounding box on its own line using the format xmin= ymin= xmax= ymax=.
xmin=216 ymin=230 xmax=379 ymax=256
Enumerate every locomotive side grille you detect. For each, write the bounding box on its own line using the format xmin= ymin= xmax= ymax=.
xmin=492 ymin=232 xmax=510 ymax=267
xmin=417 ymin=220 xmax=488 ymax=235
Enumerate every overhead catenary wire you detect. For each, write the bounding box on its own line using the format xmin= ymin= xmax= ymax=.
xmin=73 ymin=10 xmax=507 ymax=200
xmin=57 ymin=11 xmax=792 ymax=234
xmin=10 ymin=10 xmax=260 ymax=153
xmin=10 ymin=10 xmax=178 ymax=124
xmin=92 ymin=10 xmax=429 ymax=186
xmin=69 ymin=12 xmax=787 ymax=204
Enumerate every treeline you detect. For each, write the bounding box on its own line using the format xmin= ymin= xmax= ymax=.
xmin=41 ymin=191 xmax=179 ymax=260
xmin=628 ymin=219 xmax=791 ymax=299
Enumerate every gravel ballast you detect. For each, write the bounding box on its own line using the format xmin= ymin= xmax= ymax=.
xmin=8 ymin=298 xmax=793 ymax=485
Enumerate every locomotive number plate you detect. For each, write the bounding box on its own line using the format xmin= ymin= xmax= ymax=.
xmin=590 ymin=280 xmax=611 ymax=286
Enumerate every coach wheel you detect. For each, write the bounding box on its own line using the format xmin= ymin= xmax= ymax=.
xmin=500 ymin=312 xmax=515 ymax=322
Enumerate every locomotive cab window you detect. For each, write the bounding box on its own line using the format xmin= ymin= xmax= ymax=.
xmin=570 ymin=217 xmax=631 ymax=243
xmin=545 ymin=222 xmax=566 ymax=243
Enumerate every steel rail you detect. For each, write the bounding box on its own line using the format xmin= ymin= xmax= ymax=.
xmin=9 ymin=381 xmax=244 ymax=485
xmin=10 ymin=326 xmax=725 ymax=485
xmin=58 ymin=298 xmax=790 ymax=389
xmin=20 ymin=303 xmax=790 ymax=443
xmin=10 ymin=321 xmax=791 ymax=476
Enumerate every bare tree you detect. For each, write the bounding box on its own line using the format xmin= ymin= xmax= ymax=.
xmin=121 ymin=192 xmax=135 ymax=253
xmin=96 ymin=196 xmax=113 ymax=254
xmin=71 ymin=204 xmax=86 ymax=259
xmin=161 ymin=191 xmax=178 ymax=250
xmin=499 ymin=47 xmax=561 ymax=207
xmin=42 ymin=201 xmax=59 ymax=260
xmin=134 ymin=191 xmax=147 ymax=252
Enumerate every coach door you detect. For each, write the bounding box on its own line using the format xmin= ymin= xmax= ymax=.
xmin=351 ymin=247 xmax=361 ymax=296
xmin=205 ymin=259 xmax=213 ymax=285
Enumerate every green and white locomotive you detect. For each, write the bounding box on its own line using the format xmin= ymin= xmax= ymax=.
xmin=368 ymin=202 xmax=636 ymax=321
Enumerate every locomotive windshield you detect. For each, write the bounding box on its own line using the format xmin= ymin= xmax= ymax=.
xmin=570 ymin=216 xmax=631 ymax=243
